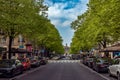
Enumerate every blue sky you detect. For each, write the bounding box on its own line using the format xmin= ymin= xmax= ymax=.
xmin=44 ymin=0 xmax=89 ymax=46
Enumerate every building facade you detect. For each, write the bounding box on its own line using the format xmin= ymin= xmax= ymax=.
xmin=64 ymin=44 xmax=70 ymax=56
xmin=0 ymin=34 xmax=31 ymax=59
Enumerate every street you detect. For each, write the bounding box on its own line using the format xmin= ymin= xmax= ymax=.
xmin=0 ymin=0 xmax=120 ymax=80
xmin=0 ymin=60 xmax=117 ymax=80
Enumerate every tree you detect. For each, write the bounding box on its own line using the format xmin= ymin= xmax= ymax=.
xmin=70 ymin=0 xmax=120 ymax=54
xmin=0 ymin=0 xmax=48 ymax=59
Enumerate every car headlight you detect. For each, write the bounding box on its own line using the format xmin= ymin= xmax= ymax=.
xmin=6 ymin=69 xmax=12 ymax=73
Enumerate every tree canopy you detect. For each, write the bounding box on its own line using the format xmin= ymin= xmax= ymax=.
xmin=70 ymin=0 xmax=120 ymax=54
xmin=0 ymin=0 xmax=64 ymax=58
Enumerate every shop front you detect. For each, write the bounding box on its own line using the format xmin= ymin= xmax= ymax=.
xmin=0 ymin=47 xmax=7 ymax=59
xmin=100 ymin=45 xmax=120 ymax=59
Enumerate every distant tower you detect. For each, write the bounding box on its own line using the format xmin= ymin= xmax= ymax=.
xmin=64 ymin=43 xmax=69 ymax=56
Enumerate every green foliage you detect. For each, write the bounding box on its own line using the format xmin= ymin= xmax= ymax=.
xmin=0 ymin=0 xmax=38 ymax=37
xmin=0 ymin=0 xmax=64 ymax=57
xmin=70 ymin=0 xmax=120 ymax=54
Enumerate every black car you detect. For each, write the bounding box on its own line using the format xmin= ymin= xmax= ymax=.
xmin=87 ymin=57 xmax=97 ymax=68
xmin=0 ymin=59 xmax=24 ymax=77
xmin=39 ymin=57 xmax=48 ymax=65
xmin=87 ymin=58 xmax=93 ymax=67
xmin=30 ymin=56 xmax=40 ymax=67
xmin=82 ymin=57 xmax=90 ymax=66
xmin=92 ymin=58 xmax=109 ymax=73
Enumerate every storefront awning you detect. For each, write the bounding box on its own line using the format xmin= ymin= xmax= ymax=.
xmin=6 ymin=48 xmax=32 ymax=53
xmin=100 ymin=44 xmax=120 ymax=52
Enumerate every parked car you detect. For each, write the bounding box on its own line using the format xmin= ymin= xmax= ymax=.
xmin=51 ymin=56 xmax=60 ymax=60
xmin=108 ymin=58 xmax=120 ymax=80
xmin=71 ymin=54 xmax=80 ymax=60
xmin=39 ymin=57 xmax=48 ymax=65
xmin=30 ymin=56 xmax=40 ymax=67
xmin=92 ymin=58 xmax=109 ymax=72
xmin=0 ymin=59 xmax=23 ymax=77
xmin=87 ymin=57 xmax=96 ymax=68
xmin=82 ymin=57 xmax=91 ymax=66
xmin=19 ymin=58 xmax=31 ymax=70
xmin=57 ymin=55 xmax=66 ymax=60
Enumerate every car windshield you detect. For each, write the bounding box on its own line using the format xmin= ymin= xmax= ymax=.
xmin=38 ymin=57 xmax=43 ymax=59
xmin=19 ymin=59 xmax=26 ymax=62
xmin=30 ymin=56 xmax=38 ymax=60
xmin=88 ymin=58 xmax=93 ymax=61
xmin=0 ymin=60 xmax=14 ymax=68
xmin=100 ymin=59 xmax=108 ymax=63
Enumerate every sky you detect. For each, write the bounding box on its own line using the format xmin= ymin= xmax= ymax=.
xmin=44 ymin=0 xmax=89 ymax=46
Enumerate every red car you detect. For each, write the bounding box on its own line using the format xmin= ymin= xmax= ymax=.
xmin=19 ymin=58 xmax=31 ymax=70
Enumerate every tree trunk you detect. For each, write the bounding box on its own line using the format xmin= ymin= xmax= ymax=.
xmin=103 ymin=37 xmax=109 ymax=57
xmin=103 ymin=40 xmax=106 ymax=48
xmin=8 ymin=36 xmax=13 ymax=59
xmin=103 ymin=33 xmax=107 ymax=48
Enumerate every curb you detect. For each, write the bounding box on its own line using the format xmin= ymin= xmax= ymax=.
xmin=79 ymin=62 xmax=110 ymax=80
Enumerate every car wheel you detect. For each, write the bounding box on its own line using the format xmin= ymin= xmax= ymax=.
xmin=108 ymin=70 xmax=112 ymax=77
xmin=38 ymin=63 xmax=40 ymax=66
xmin=11 ymin=72 xmax=15 ymax=77
xmin=7 ymin=70 xmax=15 ymax=78
xmin=96 ymin=67 xmax=100 ymax=73
xmin=92 ymin=66 xmax=95 ymax=70
xmin=28 ymin=66 xmax=31 ymax=70
xmin=117 ymin=73 xmax=120 ymax=80
xmin=20 ymin=68 xmax=23 ymax=74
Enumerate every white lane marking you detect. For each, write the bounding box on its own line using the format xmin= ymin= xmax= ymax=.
xmin=79 ymin=63 xmax=110 ymax=80
xmin=48 ymin=60 xmax=80 ymax=63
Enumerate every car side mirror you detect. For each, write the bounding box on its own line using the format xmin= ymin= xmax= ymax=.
xmin=12 ymin=64 xmax=16 ymax=68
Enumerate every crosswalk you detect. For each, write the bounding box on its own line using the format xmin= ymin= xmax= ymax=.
xmin=48 ymin=60 xmax=80 ymax=63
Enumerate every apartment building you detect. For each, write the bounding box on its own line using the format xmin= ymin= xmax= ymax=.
xmin=0 ymin=34 xmax=33 ymax=59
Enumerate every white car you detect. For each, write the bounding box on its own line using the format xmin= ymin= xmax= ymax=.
xmin=108 ymin=58 xmax=120 ymax=80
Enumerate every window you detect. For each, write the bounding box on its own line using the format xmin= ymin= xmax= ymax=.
xmin=1 ymin=37 xmax=6 ymax=44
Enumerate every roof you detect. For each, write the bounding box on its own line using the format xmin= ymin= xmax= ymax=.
xmin=100 ymin=43 xmax=120 ymax=52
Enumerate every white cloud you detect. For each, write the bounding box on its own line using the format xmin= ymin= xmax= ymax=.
xmin=46 ymin=0 xmax=88 ymax=28
xmin=44 ymin=0 xmax=89 ymax=46
xmin=62 ymin=21 xmax=71 ymax=27
xmin=70 ymin=29 xmax=75 ymax=33
xmin=50 ymin=19 xmax=61 ymax=28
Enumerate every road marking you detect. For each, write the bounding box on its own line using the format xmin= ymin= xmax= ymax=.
xmin=48 ymin=60 xmax=80 ymax=63
xmin=79 ymin=63 xmax=110 ymax=80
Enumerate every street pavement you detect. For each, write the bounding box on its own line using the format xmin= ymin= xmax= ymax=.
xmin=0 ymin=60 xmax=117 ymax=80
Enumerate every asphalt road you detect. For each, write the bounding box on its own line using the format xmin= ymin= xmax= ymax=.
xmin=18 ymin=62 xmax=108 ymax=80
xmin=0 ymin=60 xmax=117 ymax=80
